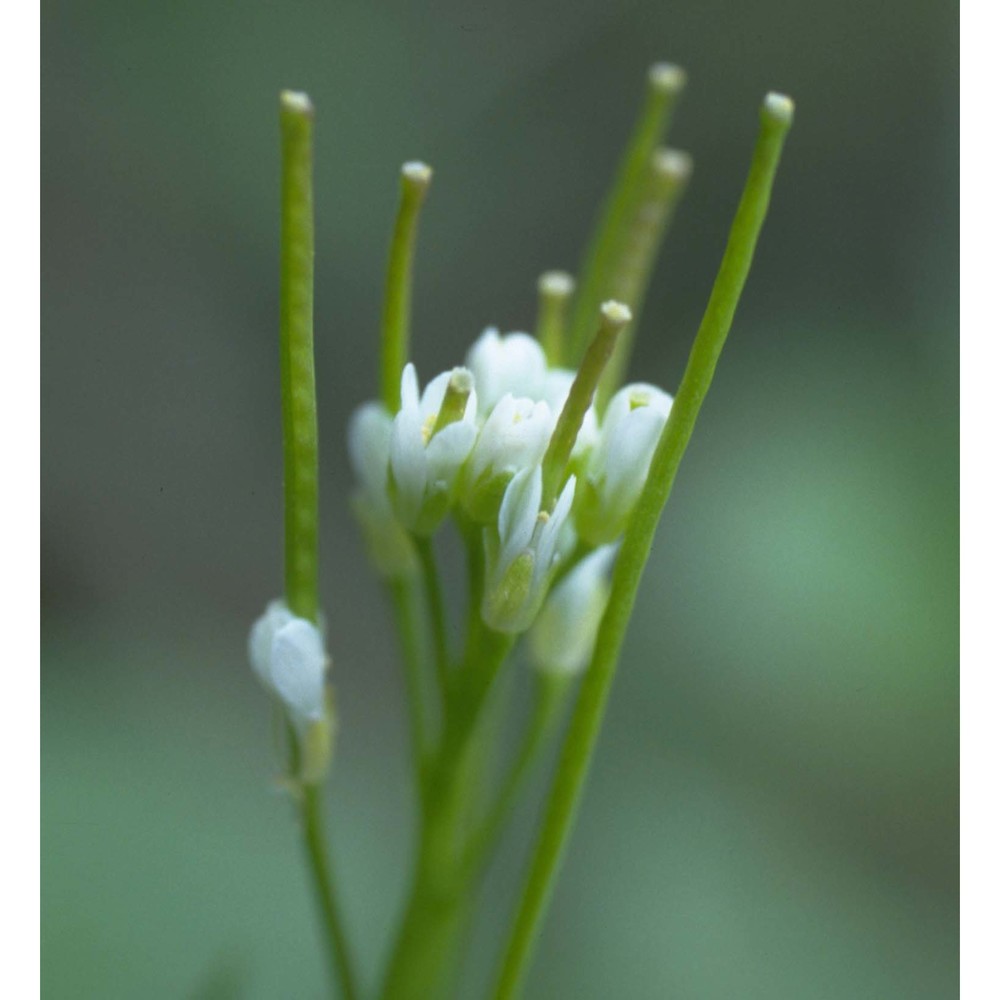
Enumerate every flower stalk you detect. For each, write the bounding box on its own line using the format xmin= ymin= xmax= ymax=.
xmin=278 ymin=90 xmax=359 ymax=1000
xmin=566 ymin=63 xmax=686 ymax=364
xmin=534 ymin=271 xmax=575 ymax=366
xmin=381 ymin=162 xmax=433 ymax=412
xmin=491 ymin=92 xmax=795 ymax=1000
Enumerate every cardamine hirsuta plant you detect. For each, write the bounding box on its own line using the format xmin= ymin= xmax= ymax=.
xmin=249 ymin=66 xmax=793 ymax=999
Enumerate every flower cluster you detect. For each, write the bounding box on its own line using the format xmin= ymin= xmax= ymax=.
xmin=348 ymin=318 xmax=673 ymax=666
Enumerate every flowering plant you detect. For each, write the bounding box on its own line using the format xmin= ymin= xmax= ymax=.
xmin=249 ymin=67 xmax=792 ymax=998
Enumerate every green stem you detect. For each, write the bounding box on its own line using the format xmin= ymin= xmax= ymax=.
xmin=491 ymin=93 xmax=794 ymax=1000
xmin=381 ymin=162 xmax=433 ymax=412
xmin=302 ymin=785 xmax=361 ymax=1000
xmin=416 ymin=536 xmax=451 ymax=698
xmin=279 ymin=90 xmax=359 ymax=1000
xmin=597 ymin=147 xmax=692 ymax=409
xmin=541 ymin=301 xmax=630 ymax=510
xmin=279 ymin=91 xmax=319 ymax=623
xmin=567 ymin=63 xmax=685 ymax=364
xmin=389 ymin=577 xmax=433 ymax=793
xmin=381 ymin=626 xmax=514 ymax=1000
xmin=534 ymin=271 xmax=575 ymax=367
xmin=462 ymin=672 xmax=569 ymax=879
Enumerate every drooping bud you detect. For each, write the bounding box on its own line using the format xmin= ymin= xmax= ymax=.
xmin=249 ymin=599 xmax=333 ymax=782
xmin=528 ymin=545 xmax=617 ymax=675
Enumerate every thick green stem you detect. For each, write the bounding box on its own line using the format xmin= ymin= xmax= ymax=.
xmin=491 ymin=93 xmax=794 ymax=1000
xmin=416 ymin=536 xmax=451 ymax=698
xmin=381 ymin=626 xmax=514 ymax=1000
xmin=381 ymin=162 xmax=433 ymax=412
xmin=279 ymin=91 xmax=319 ymax=623
xmin=279 ymin=91 xmax=358 ymax=1000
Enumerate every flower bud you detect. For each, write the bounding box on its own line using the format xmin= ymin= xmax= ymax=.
xmin=466 ymin=328 xmax=548 ymax=416
xmin=348 ymin=401 xmax=417 ymax=577
xmin=528 ymin=545 xmax=617 ymax=675
xmin=389 ymin=363 xmax=478 ymax=534
xmin=482 ymin=465 xmax=576 ymax=633
xmin=461 ymin=394 xmax=554 ymax=525
xmin=576 ymin=382 xmax=673 ymax=545
xmin=249 ymin=599 xmax=331 ymax=735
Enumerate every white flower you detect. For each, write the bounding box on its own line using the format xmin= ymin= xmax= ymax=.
xmin=482 ymin=465 xmax=576 ymax=633
xmin=466 ymin=328 xmax=547 ymax=417
xmin=389 ymin=363 xmax=478 ymax=534
xmin=249 ymin=600 xmax=328 ymax=735
xmin=576 ymin=382 xmax=673 ymax=545
xmin=461 ymin=394 xmax=554 ymax=524
xmin=348 ymin=402 xmax=417 ymax=577
xmin=528 ymin=544 xmax=617 ymax=675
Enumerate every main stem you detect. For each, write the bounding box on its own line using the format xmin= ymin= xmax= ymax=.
xmin=279 ymin=91 xmax=359 ymax=1000
xmin=381 ymin=626 xmax=514 ymax=1000
xmin=491 ymin=94 xmax=794 ymax=1000
xmin=303 ymin=785 xmax=361 ymax=1000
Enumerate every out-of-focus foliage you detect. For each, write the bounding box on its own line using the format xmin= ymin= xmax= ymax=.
xmin=42 ymin=1 xmax=956 ymax=997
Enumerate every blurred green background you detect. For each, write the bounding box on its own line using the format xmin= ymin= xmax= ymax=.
xmin=42 ymin=1 xmax=957 ymax=997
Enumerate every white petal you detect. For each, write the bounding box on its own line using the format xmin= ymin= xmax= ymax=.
xmin=420 ymin=369 xmax=452 ymax=422
xmin=463 ymin=384 xmax=479 ymax=422
xmin=390 ymin=405 xmax=428 ymax=527
xmin=468 ymin=329 xmax=547 ymax=414
xmin=400 ymin=362 xmax=420 ymax=413
xmin=536 ymin=474 xmax=576 ymax=573
xmin=425 ymin=420 xmax=476 ymax=488
xmin=248 ymin=600 xmax=293 ymax=689
xmin=468 ymin=395 xmax=552 ymax=482
xmin=348 ymin=402 xmax=393 ymax=502
xmin=498 ymin=466 xmax=542 ymax=567
xmin=603 ymin=405 xmax=666 ymax=508
xmin=542 ymin=368 xmax=575 ymax=413
xmin=270 ymin=619 xmax=327 ymax=725
xmin=529 ymin=544 xmax=616 ymax=674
